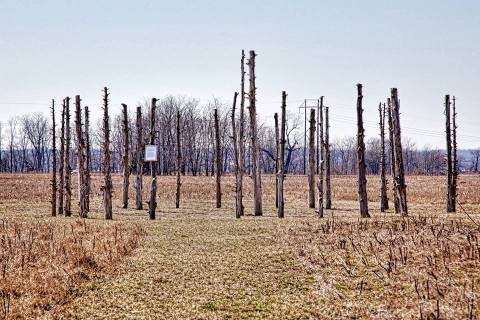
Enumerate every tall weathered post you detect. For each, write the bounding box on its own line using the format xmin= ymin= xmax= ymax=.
xmin=325 ymin=105 xmax=332 ymax=209
xmin=102 ymin=88 xmax=113 ymax=220
xmin=308 ymin=108 xmax=316 ymax=208
xmin=274 ymin=112 xmax=279 ymax=208
xmin=379 ymin=102 xmax=389 ymax=212
xmin=452 ymin=96 xmax=458 ymax=212
xmin=317 ymin=97 xmax=325 ymax=217
xmin=247 ymin=50 xmax=262 ymax=215
xmin=135 ymin=106 xmax=144 ymax=210
xmin=50 ymin=99 xmax=57 ymax=217
xmin=75 ymin=95 xmax=87 ymax=218
xmin=175 ymin=110 xmax=182 ymax=209
xmin=84 ymin=106 xmax=91 ymax=212
xmin=445 ymin=94 xmax=454 ymax=212
xmin=278 ymin=91 xmax=287 ymax=218
xmin=391 ymin=88 xmax=407 ymax=216
xmin=356 ymin=84 xmax=370 ymax=218
xmin=231 ymin=92 xmax=242 ymax=218
xmin=121 ymin=104 xmax=130 ymax=209
xmin=214 ymin=108 xmax=222 ymax=208
xmin=57 ymin=99 xmax=65 ymax=215
xmin=64 ymin=97 xmax=72 ymax=217
xmin=148 ymin=98 xmax=158 ymax=220
xmin=239 ymin=51 xmax=246 ymax=216
xmin=387 ymin=99 xmax=399 ymax=213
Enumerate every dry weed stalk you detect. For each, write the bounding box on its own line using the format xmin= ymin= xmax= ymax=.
xmin=0 ymin=219 xmax=144 ymax=319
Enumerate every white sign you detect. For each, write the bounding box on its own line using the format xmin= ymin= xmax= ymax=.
xmin=145 ymin=145 xmax=158 ymax=162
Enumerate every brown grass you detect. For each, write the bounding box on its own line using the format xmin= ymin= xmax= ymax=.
xmin=0 ymin=173 xmax=479 ymax=319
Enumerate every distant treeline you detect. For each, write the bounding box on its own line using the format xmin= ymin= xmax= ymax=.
xmin=0 ymin=95 xmax=478 ymax=175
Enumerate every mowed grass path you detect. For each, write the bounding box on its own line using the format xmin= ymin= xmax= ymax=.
xmin=54 ymin=212 xmax=321 ymax=319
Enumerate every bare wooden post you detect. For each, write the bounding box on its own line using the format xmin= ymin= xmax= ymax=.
xmin=57 ymin=99 xmax=65 ymax=215
xmin=102 ymin=88 xmax=113 ymax=220
xmin=214 ymin=108 xmax=222 ymax=208
xmin=231 ymin=92 xmax=242 ymax=218
xmin=75 ymin=95 xmax=87 ymax=218
xmin=121 ymin=104 xmax=130 ymax=209
xmin=387 ymin=99 xmax=400 ymax=213
xmin=325 ymin=105 xmax=332 ymax=209
xmin=274 ymin=112 xmax=279 ymax=208
xmin=247 ymin=50 xmax=263 ymax=215
xmin=356 ymin=84 xmax=370 ymax=218
xmin=452 ymin=96 xmax=458 ymax=212
xmin=445 ymin=94 xmax=454 ymax=212
xmin=135 ymin=106 xmax=144 ymax=210
xmin=175 ymin=110 xmax=182 ymax=209
xmin=148 ymin=98 xmax=158 ymax=220
xmin=391 ymin=88 xmax=407 ymax=216
xmin=278 ymin=91 xmax=286 ymax=218
xmin=308 ymin=108 xmax=316 ymax=208
xmin=317 ymin=96 xmax=324 ymax=217
xmin=84 ymin=106 xmax=91 ymax=212
xmin=239 ymin=50 xmax=246 ymax=216
xmin=64 ymin=97 xmax=72 ymax=217
xmin=50 ymin=99 xmax=57 ymax=217
xmin=379 ymin=102 xmax=389 ymax=212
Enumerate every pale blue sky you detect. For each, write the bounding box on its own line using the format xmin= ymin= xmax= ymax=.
xmin=1 ymin=0 xmax=479 ymax=148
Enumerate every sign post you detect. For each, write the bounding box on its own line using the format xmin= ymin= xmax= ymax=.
xmin=145 ymin=145 xmax=158 ymax=162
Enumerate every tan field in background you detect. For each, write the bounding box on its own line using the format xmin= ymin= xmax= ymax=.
xmin=1 ymin=173 xmax=480 ymax=319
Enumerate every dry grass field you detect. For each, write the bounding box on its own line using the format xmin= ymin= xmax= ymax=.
xmin=1 ymin=173 xmax=480 ymax=319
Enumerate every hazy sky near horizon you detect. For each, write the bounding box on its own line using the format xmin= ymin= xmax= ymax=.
xmin=1 ymin=0 xmax=479 ymax=148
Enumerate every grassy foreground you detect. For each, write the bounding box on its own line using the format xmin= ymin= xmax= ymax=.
xmin=1 ymin=174 xmax=480 ymax=319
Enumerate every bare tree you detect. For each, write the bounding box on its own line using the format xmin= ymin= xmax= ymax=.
xmin=247 ymin=50 xmax=262 ymax=215
xmin=379 ymin=102 xmax=388 ymax=212
xmin=470 ymin=149 xmax=480 ymax=172
xmin=8 ymin=117 xmax=18 ymax=173
xmin=50 ymin=99 xmax=57 ymax=216
xmin=356 ymin=84 xmax=370 ymax=218
xmin=102 ymin=88 xmax=113 ymax=220
xmin=21 ymin=113 xmax=49 ymax=172
xmin=278 ymin=91 xmax=286 ymax=218
xmin=121 ymin=104 xmax=130 ymax=209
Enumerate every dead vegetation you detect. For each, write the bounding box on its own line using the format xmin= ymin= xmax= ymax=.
xmin=284 ymin=215 xmax=480 ymax=319
xmin=0 ymin=218 xmax=144 ymax=319
xmin=1 ymin=173 xmax=480 ymax=319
